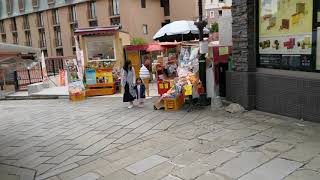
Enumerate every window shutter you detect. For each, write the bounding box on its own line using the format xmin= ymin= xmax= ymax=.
xmin=6 ymin=0 xmax=13 ymax=14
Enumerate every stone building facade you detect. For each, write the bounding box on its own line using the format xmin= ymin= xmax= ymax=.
xmin=228 ymin=0 xmax=320 ymax=122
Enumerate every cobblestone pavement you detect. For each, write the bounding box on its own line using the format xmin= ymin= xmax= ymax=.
xmin=1 ymin=98 xmax=320 ymax=180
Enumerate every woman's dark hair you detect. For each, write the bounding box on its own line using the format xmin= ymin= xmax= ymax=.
xmin=123 ymin=60 xmax=132 ymax=72
xmin=136 ymin=77 xmax=144 ymax=84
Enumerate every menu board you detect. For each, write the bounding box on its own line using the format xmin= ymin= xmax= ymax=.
xmin=259 ymin=0 xmax=313 ymax=54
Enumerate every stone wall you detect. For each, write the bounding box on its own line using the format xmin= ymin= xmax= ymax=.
xmin=227 ymin=0 xmax=257 ymax=110
xmin=231 ymin=0 xmax=256 ymax=72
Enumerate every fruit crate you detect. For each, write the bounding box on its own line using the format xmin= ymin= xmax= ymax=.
xmin=163 ymin=94 xmax=185 ymax=111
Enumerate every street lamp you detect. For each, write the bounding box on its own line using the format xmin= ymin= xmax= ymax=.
xmin=195 ymin=0 xmax=209 ymax=106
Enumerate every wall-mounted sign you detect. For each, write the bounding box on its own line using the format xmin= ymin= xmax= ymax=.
xmin=259 ymin=0 xmax=313 ymax=55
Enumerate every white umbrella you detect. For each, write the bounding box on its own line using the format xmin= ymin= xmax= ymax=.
xmin=153 ymin=20 xmax=210 ymax=42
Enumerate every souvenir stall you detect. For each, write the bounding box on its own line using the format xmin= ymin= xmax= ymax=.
xmin=124 ymin=42 xmax=181 ymax=96
xmin=74 ymin=26 xmax=130 ymax=96
xmin=154 ymin=42 xmax=201 ymax=111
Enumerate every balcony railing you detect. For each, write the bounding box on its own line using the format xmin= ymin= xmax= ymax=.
xmin=54 ymin=38 xmax=63 ymax=48
xmin=37 ymin=19 xmax=44 ymax=28
xmin=39 ymin=39 xmax=46 ymax=48
xmin=89 ymin=19 xmax=98 ymax=27
xmin=70 ymin=21 xmax=78 ymax=31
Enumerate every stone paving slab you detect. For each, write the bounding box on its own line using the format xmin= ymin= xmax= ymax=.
xmin=1 ymin=98 xmax=320 ymax=180
xmin=239 ymin=158 xmax=303 ymax=180
xmin=125 ymin=155 xmax=168 ymax=175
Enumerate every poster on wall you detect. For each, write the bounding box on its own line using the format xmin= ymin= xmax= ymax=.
xmin=259 ymin=0 xmax=313 ymax=54
xmin=66 ymin=59 xmax=85 ymax=98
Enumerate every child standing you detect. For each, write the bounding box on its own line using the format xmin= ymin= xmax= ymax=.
xmin=134 ymin=77 xmax=146 ymax=107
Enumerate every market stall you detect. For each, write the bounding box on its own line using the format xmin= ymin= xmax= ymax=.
xmin=75 ymin=26 xmax=130 ymax=96
xmin=154 ymin=42 xmax=202 ymax=111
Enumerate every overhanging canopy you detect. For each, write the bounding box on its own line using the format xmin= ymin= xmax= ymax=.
xmin=0 ymin=43 xmax=41 ymax=70
xmin=0 ymin=43 xmax=41 ymax=54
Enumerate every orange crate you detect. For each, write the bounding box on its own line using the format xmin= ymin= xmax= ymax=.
xmin=164 ymin=94 xmax=185 ymax=111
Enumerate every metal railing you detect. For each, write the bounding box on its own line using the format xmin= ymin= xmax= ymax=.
xmin=54 ymin=38 xmax=63 ymax=48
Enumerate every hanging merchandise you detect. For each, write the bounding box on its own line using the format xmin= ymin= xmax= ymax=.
xmin=66 ymin=59 xmax=86 ymax=101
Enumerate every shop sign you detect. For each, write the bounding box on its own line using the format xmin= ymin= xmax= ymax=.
xmin=259 ymin=0 xmax=313 ymax=55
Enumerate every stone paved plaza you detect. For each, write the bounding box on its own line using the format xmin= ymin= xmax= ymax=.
xmin=1 ymin=98 xmax=320 ymax=180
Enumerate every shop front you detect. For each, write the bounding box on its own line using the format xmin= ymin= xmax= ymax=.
xmin=75 ymin=26 xmax=130 ymax=97
xmin=228 ymin=0 xmax=320 ymax=122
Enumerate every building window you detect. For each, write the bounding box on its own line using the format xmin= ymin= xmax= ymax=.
xmin=39 ymin=29 xmax=46 ymax=48
xmin=54 ymin=27 xmax=62 ymax=47
xmin=43 ymin=50 xmax=48 ymax=57
xmin=48 ymin=0 xmax=55 ymax=5
xmin=110 ymin=17 xmax=120 ymax=25
xmin=210 ymin=11 xmax=215 ymax=18
xmin=18 ymin=0 xmax=25 ymax=11
xmin=73 ymin=47 xmax=76 ymax=55
xmin=70 ymin=5 xmax=77 ymax=23
xmin=23 ymin=15 xmax=30 ymax=30
xmin=143 ymin=24 xmax=148 ymax=35
xmin=218 ymin=10 xmax=222 ymax=16
xmin=219 ymin=0 xmax=225 ymax=3
xmin=25 ymin=31 xmax=32 ymax=46
xmin=56 ymin=49 xmax=64 ymax=56
xmin=141 ymin=0 xmax=146 ymax=8
xmin=52 ymin=9 xmax=60 ymax=25
xmin=258 ymin=0 xmax=316 ymax=72
xmin=11 ymin=18 xmax=17 ymax=32
xmin=88 ymin=1 xmax=97 ymax=19
xmin=37 ymin=12 xmax=44 ymax=28
xmin=32 ymin=0 xmax=39 ymax=8
xmin=163 ymin=0 xmax=170 ymax=16
xmin=6 ymin=0 xmax=13 ymax=14
xmin=111 ymin=0 xmax=120 ymax=16
xmin=89 ymin=20 xmax=98 ymax=27
xmin=0 ymin=21 xmax=5 ymax=33
xmin=1 ymin=34 xmax=7 ymax=43
xmin=12 ymin=32 xmax=18 ymax=44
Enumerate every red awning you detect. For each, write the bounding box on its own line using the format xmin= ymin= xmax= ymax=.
xmin=124 ymin=42 xmax=180 ymax=52
xmin=124 ymin=45 xmax=149 ymax=51
xmin=74 ymin=26 xmax=120 ymax=36
xmin=146 ymin=44 xmax=164 ymax=52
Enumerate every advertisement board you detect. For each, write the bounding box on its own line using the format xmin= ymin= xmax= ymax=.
xmin=259 ymin=0 xmax=313 ymax=55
